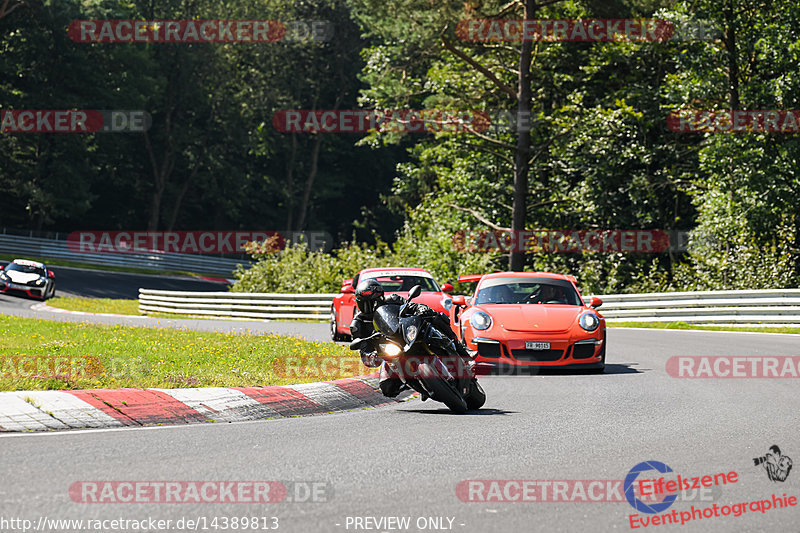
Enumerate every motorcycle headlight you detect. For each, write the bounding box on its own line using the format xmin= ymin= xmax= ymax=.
xmin=380 ymin=343 xmax=402 ymax=357
xmin=579 ymin=312 xmax=600 ymax=331
xmin=441 ymin=297 xmax=452 ymax=311
xmin=470 ymin=311 xmax=492 ymax=331
xmin=405 ymin=325 xmax=418 ymax=343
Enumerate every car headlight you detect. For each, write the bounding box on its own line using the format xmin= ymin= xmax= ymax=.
xmin=470 ymin=311 xmax=492 ymax=331
xmin=380 ymin=343 xmax=402 ymax=357
xmin=0 ymin=272 xmax=7 ymax=281
xmin=34 ymin=278 xmax=45 ymax=286
xmin=441 ymin=297 xmax=452 ymax=311
xmin=579 ymin=312 xmax=600 ymax=331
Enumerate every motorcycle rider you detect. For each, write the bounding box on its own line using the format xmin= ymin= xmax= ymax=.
xmin=349 ymin=278 xmax=473 ymax=398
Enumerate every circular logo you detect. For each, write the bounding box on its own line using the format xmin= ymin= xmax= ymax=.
xmin=624 ymin=461 xmax=677 ymax=514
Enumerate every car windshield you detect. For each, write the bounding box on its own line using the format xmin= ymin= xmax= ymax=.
xmin=366 ymin=275 xmax=440 ymax=293
xmin=475 ymin=277 xmax=582 ymax=305
xmin=6 ymin=263 xmax=46 ymax=277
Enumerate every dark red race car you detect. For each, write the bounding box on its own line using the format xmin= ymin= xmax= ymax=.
xmin=330 ymin=267 xmax=454 ymax=341
xmin=450 ymin=271 xmax=606 ymax=372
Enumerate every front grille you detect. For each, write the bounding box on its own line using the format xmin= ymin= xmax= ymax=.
xmin=477 ymin=342 xmax=501 ymax=358
xmin=511 ymin=349 xmax=564 ymax=362
xmin=572 ymin=343 xmax=596 ymax=359
xmin=3 ymin=288 xmax=33 ymax=297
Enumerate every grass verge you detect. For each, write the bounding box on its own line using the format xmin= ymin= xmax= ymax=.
xmin=47 ymin=296 xmax=221 ymax=320
xmin=608 ymin=321 xmax=800 ymax=334
xmin=0 ymin=314 xmax=362 ymax=391
xmin=47 ymin=296 xmax=140 ymax=315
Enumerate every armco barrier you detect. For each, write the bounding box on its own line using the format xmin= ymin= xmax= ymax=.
xmin=138 ymin=288 xmax=800 ymax=325
xmin=0 ymin=233 xmax=250 ymax=277
xmin=138 ymin=289 xmax=338 ymax=320
xmin=584 ymin=289 xmax=800 ymax=326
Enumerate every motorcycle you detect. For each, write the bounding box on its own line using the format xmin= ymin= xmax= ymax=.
xmin=349 ymin=285 xmax=486 ymax=414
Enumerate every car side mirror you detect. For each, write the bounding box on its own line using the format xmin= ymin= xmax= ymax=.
xmin=441 ymin=283 xmax=454 ymax=294
xmin=407 ymin=285 xmax=422 ymax=300
xmin=48 ymin=270 xmax=55 ymax=278
xmin=341 ymin=285 xmax=354 ymax=294
xmin=590 ymin=296 xmax=602 ymax=308
xmin=451 ymin=295 xmax=467 ymax=306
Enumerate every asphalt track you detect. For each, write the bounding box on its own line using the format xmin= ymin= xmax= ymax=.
xmin=0 ymin=267 xmax=798 ymax=532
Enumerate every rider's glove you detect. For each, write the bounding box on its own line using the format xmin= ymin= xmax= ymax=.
xmin=360 ymin=350 xmax=381 ymax=368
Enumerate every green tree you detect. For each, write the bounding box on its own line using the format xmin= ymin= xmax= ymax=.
xmin=663 ymin=0 xmax=800 ymax=289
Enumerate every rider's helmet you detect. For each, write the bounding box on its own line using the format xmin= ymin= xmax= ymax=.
xmin=355 ymin=279 xmax=385 ymax=315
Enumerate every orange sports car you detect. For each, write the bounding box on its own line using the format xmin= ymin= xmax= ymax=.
xmin=450 ymin=271 xmax=606 ymax=372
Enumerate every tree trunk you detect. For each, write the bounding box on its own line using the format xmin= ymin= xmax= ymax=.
xmin=148 ymin=191 xmax=162 ymax=231
xmin=285 ymin=133 xmax=298 ymax=231
xmin=723 ymin=1 xmax=740 ymax=110
xmin=509 ymin=0 xmax=535 ymax=271
xmin=295 ymin=134 xmax=322 ymax=231
xmin=0 ymin=0 xmax=24 ymax=20
xmin=166 ymin=164 xmax=200 ymax=232
xmin=722 ymin=0 xmax=739 ymax=287
xmin=143 ymin=128 xmax=175 ymax=232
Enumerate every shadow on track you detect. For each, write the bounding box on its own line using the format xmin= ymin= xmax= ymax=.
xmin=396 ymin=407 xmax=516 ymax=416
xmin=477 ymin=362 xmax=644 ymax=377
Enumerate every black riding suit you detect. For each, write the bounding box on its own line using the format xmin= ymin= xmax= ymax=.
xmin=350 ymin=294 xmax=472 ymax=397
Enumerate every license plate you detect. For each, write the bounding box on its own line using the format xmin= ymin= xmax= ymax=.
xmin=525 ymin=342 xmax=550 ymax=350
xmin=8 ymin=283 xmax=26 ymax=290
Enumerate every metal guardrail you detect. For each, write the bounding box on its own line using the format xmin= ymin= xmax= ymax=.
xmin=139 ymin=289 xmax=338 ymax=320
xmin=0 ymin=233 xmax=251 ymax=277
xmin=139 ymin=288 xmax=800 ymax=325
xmin=584 ymin=289 xmax=800 ymax=325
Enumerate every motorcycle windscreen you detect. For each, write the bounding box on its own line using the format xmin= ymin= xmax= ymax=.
xmin=373 ymin=304 xmax=401 ymax=336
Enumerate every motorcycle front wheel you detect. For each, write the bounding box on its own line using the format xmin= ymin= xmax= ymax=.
xmin=465 ymin=379 xmax=486 ymax=410
xmin=416 ymin=363 xmax=467 ymax=414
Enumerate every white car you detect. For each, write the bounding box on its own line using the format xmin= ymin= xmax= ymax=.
xmin=0 ymin=259 xmax=56 ymax=300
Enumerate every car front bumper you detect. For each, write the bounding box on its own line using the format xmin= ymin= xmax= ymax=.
xmin=0 ymin=282 xmax=46 ymax=298
xmin=470 ymin=334 xmax=604 ymax=368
